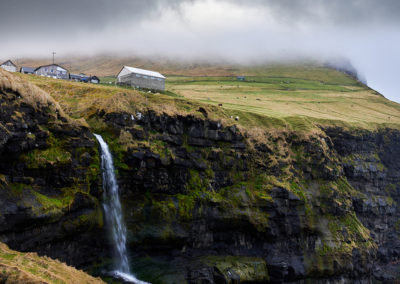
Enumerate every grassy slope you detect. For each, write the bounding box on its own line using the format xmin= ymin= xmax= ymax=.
xmin=15 ymin=55 xmax=263 ymax=77
xmin=14 ymin=63 xmax=400 ymax=132
xmin=0 ymin=242 xmax=104 ymax=284
xmin=166 ymin=65 xmax=400 ymax=130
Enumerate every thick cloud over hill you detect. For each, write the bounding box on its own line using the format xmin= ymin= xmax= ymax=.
xmin=0 ymin=0 xmax=399 ymax=101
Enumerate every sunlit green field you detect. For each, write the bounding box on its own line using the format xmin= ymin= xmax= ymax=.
xmin=166 ymin=65 xmax=400 ymax=129
xmin=15 ymin=64 xmax=400 ymax=131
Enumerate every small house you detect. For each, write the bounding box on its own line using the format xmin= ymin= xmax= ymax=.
xmin=90 ymin=76 xmax=100 ymax=84
xmin=117 ymin=66 xmax=165 ymax=91
xmin=1 ymin=60 xmax=17 ymax=72
xmin=69 ymin=74 xmax=82 ymax=81
xmin=20 ymin=67 xmax=35 ymax=74
xmin=80 ymin=76 xmax=89 ymax=83
xmin=34 ymin=64 xmax=69 ymax=79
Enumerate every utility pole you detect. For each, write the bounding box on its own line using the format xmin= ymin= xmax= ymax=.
xmin=52 ymin=52 xmax=56 ymax=65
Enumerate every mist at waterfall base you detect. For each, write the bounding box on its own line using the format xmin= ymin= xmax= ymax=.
xmin=94 ymin=134 xmax=149 ymax=284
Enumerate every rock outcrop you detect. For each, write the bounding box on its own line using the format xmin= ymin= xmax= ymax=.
xmin=93 ymin=108 xmax=400 ymax=283
xmin=0 ymin=70 xmax=106 ymax=267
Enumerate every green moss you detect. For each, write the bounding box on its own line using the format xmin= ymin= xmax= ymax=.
xmin=20 ymin=133 xmax=71 ymax=168
xmin=9 ymin=183 xmax=28 ymax=194
xmin=27 ymin=132 xmax=36 ymax=140
xmin=86 ymin=116 xmax=110 ymax=132
xmin=149 ymin=139 xmax=175 ymax=160
xmin=202 ymin=255 xmax=269 ymax=282
xmin=290 ymin=181 xmax=307 ymax=199
xmin=187 ymin=169 xmax=208 ymax=192
xmin=63 ymin=206 xmax=103 ymax=231
xmin=0 ymin=253 xmax=17 ymax=261
xmin=32 ymin=191 xmax=73 ymax=212
xmin=385 ymin=183 xmax=397 ymax=194
xmin=22 ymin=147 xmax=71 ymax=168
xmin=241 ymin=173 xmax=274 ymax=202
xmin=79 ymin=208 xmax=103 ymax=228
xmin=204 ymin=168 xmax=214 ymax=179
xmin=176 ymin=194 xmax=196 ymax=221
xmin=341 ymin=212 xmax=371 ymax=241
xmin=150 ymin=198 xmax=177 ymax=222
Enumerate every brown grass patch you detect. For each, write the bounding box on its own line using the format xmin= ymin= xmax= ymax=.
xmin=0 ymin=242 xmax=104 ymax=284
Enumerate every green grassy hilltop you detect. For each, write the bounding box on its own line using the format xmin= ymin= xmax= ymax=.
xmin=166 ymin=65 xmax=400 ymax=130
xmin=16 ymin=63 xmax=400 ymax=132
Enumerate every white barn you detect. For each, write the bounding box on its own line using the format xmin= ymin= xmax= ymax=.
xmin=1 ymin=60 xmax=17 ymax=72
xmin=34 ymin=64 xmax=69 ymax=79
xmin=117 ymin=66 xmax=165 ymax=91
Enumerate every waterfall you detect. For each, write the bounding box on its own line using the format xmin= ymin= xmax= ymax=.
xmin=94 ymin=134 xmax=149 ymax=284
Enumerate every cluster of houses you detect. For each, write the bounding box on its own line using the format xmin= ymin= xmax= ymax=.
xmin=1 ymin=59 xmax=166 ymax=91
xmin=1 ymin=60 xmax=100 ymax=84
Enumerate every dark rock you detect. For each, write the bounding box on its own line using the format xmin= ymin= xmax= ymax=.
xmin=188 ymin=137 xmax=212 ymax=147
xmin=157 ymin=134 xmax=183 ymax=146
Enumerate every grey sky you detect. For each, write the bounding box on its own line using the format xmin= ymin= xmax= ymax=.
xmin=0 ymin=0 xmax=399 ymax=101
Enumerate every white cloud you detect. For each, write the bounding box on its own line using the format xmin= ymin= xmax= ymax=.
xmin=0 ymin=0 xmax=399 ymax=101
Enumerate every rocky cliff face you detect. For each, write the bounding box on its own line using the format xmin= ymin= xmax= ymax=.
xmin=95 ymin=108 xmax=400 ymax=283
xmin=0 ymin=70 xmax=106 ymax=267
xmin=325 ymin=127 xmax=400 ymax=281
xmin=1 ymin=70 xmax=400 ymax=284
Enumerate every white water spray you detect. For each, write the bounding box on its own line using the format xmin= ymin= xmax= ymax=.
xmin=94 ymin=134 xmax=149 ymax=284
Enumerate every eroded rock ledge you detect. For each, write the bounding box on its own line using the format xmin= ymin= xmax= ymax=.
xmin=93 ymin=109 xmax=400 ymax=283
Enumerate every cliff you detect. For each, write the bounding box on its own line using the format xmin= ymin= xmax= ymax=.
xmin=0 ymin=69 xmax=106 ymax=267
xmin=94 ymin=109 xmax=400 ymax=283
xmin=1 ymin=68 xmax=400 ymax=283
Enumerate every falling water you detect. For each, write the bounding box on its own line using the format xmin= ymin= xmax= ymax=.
xmin=94 ymin=134 xmax=149 ymax=284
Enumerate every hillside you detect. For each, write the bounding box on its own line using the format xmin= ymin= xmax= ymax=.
xmin=0 ymin=242 xmax=104 ymax=283
xmin=14 ymin=55 xmax=248 ymax=77
xmin=13 ymin=63 xmax=400 ymax=132
xmin=2 ymin=64 xmax=400 ymax=283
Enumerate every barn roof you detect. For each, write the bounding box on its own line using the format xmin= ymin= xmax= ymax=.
xmin=70 ymin=74 xmax=82 ymax=79
xmin=1 ymin=60 xmax=16 ymax=67
xmin=20 ymin=67 xmax=35 ymax=73
xmin=118 ymin=66 xmax=166 ymax=79
xmin=34 ymin=64 xmax=68 ymax=72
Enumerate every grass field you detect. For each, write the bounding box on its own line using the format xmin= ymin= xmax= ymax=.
xmin=165 ymin=65 xmax=400 ymax=130
xmin=13 ymin=63 xmax=400 ymax=132
xmin=0 ymin=242 xmax=103 ymax=283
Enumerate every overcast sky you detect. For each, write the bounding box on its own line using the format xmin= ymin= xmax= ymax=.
xmin=1 ymin=0 xmax=399 ymax=101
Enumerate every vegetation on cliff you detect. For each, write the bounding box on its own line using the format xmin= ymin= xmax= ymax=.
xmin=0 ymin=242 xmax=104 ymax=284
xmin=1 ymin=62 xmax=400 ymax=283
xmin=0 ymin=69 xmax=104 ymax=271
xmin=14 ymin=63 xmax=400 ymax=133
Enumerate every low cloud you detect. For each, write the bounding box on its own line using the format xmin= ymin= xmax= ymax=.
xmin=0 ymin=0 xmax=399 ymax=101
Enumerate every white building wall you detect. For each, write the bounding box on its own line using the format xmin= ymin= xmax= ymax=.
xmin=1 ymin=63 xmax=16 ymax=72
xmin=118 ymin=73 xmax=165 ymax=91
xmin=35 ymin=65 xmax=69 ymax=79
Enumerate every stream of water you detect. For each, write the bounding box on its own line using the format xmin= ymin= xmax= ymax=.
xmin=94 ymin=134 xmax=149 ymax=284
